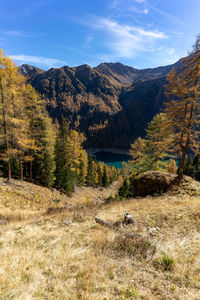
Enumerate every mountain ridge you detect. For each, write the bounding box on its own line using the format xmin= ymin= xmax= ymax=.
xmin=18 ymin=59 xmax=182 ymax=148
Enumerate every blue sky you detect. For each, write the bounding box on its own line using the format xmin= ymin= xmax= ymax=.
xmin=0 ymin=0 xmax=200 ymax=69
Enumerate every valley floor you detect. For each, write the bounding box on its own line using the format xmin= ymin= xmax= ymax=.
xmin=0 ymin=177 xmax=200 ymax=299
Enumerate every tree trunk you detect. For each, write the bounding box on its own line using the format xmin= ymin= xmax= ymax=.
xmin=30 ymin=159 xmax=33 ymax=181
xmin=95 ymin=217 xmax=140 ymax=239
xmin=20 ymin=156 xmax=23 ymax=181
xmin=177 ymin=147 xmax=187 ymax=181
xmin=0 ymin=77 xmax=11 ymax=181
xmin=8 ymin=159 xmax=11 ymax=181
xmin=178 ymin=102 xmax=194 ymax=182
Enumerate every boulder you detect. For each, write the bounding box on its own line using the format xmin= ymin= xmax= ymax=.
xmin=130 ymin=171 xmax=177 ymax=197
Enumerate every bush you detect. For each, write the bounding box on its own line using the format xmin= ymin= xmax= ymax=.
xmin=154 ymin=253 xmax=175 ymax=271
xmin=119 ymin=178 xmax=131 ymax=198
xmin=114 ymin=237 xmax=156 ymax=259
xmin=105 ymin=193 xmax=121 ymax=203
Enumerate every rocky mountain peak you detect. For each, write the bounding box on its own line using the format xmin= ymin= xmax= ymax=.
xmin=18 ymin=64 xmax=45 ymax=77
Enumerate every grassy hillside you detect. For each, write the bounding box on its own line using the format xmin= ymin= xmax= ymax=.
xmin=0 ymin=177 xmax=200 ymax=299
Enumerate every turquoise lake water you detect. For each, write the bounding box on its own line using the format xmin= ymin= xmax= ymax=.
xmin=93 ymin=151 xmax=131 ymax=169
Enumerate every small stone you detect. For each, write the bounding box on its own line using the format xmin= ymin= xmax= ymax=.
xmin=53 ymin=199 xmax=60 ymax=203
xmin=63 ymin=220 xmax=70 ymax=226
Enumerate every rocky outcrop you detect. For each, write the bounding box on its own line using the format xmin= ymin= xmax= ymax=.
xmin=130 ymin=171 xmax=177 ymax=196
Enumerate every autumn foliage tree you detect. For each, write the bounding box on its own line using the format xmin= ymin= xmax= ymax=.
xmin=128 ymin=113 xmax=173 ymax=176
xmin=0 ymin=49 xmax=36 ymax=180
xmin=164 ymin=35 xmax=200 ymax=179
xmin=0 ymin=50 xmax=21 ymax=180
xmin=0 ymin=50 xmax=55 ymax=185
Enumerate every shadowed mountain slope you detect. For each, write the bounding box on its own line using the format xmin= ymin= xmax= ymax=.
xmin=19 ymin=59 xmax=182 ymax=148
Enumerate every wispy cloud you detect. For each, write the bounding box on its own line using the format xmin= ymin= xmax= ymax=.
xmin=146 ymin=2 xmax=184 ymax=26
xmin=135 ymin=0 xmax=146 ymax=3
xmin=110 ymin=0 xmax=184 ymax=26
xmin=10 ymin=54 xmax=67 ymax=68
xmin=88 ymin=17 xmax=167 ymax=58
xmin=22 ymin=1 xmax=52 ymax=17
xmin=110 ymin=0 xmax=148 ymax=15
xmin=128 ymin=6 xmax=149 ymax=14
xmin=84 ymin=36 xmax=94 ymax=48
xmin=1 ymin=30 xmax=30 ymax=37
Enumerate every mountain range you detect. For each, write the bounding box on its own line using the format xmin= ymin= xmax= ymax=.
xmin=19 ymin=59 xmax=182 ymax=149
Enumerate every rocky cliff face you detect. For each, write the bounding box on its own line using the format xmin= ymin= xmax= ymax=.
xmin=19 ymin=59 xmax=182 ymax=149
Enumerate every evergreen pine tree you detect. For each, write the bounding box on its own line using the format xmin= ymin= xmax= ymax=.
xmin=78 ymin=159 xmax=85 ymax=186
xmin=102 ymin=164 xmax=109 ymax=187
xmin=32 ymin=117 xmax=54 ymax=187
xmin=183 ymin=155 xmax=194 ymax=177
xmin=192 ymin=154 xmax=200 ymax=180
xmin=97 ymin=163 xmax=103 ymax=186
xmin=54 ymin=117 xmax=69 ymax=189
xmin=86 ymin=154 xmax=95 ymax=186
xmin=54 ymin=117 xmax=75 ymax=194
xmin=62 ymin=166 xmax=74 ymax=196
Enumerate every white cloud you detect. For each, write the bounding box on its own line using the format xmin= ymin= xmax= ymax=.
xmin=10 ymin=54 xmax=67 ymax=68
xmin=93 ymin=18 xmax=167 ymax=39
xmin=89 ymin=17 xmax=167 ymax=58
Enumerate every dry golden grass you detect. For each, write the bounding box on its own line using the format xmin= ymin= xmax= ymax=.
xmin=0 ymin=177 xmax=200 ymax=299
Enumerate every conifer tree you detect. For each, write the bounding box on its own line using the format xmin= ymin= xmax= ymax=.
xmin=0 ymin=50 xmax=42 ymax=181
xmin=167 ymin=159 xmax=177 ymax=174
xmin=145 ymin=113 xmax=173 ymax=170
xmin=78 ymin=159 xmax=85 ymax=185
xmin=183 ymin=154 xmax=200 ymax=181
xmin=62 ymin=167 xmax=74 ymax=196
xmin=65 ymin=129 xmax=87 ymax=187
xmin=32 ymin=117 xmax=54 ymax=187
xmin=119 ymin=177 xmax=130 ymax=198
xmin=129 ymin=137 xmax=150 ymax=176
xmin=54 ymin=121 xmax=87 ymax=194
xmin=183 ymin=155 xmax=194 ymax=177
xmin=86 ymin=153 xmax=95 ymax=186
xmin=78 ymin=150 xmax=88 ymax=185
xmin=102 ymin=164 xmax=109 ymax=187
xmin=164 ymin=35 xmax=200 ymax=179
xmin=23 ymin=84 xmax=44 ymax=181
xmin=54 ymin=117 xmax=69 ymax=189
xmin=0 ymin=50 xmax=24 ymax=180
xmin=65 ymin=130 xmax=86 ymax=172
xmin=192 ymin=155 xmax=200 ymax=180
xmin=128 ymin=113 xmax=173 ymax=176
xmin=97 ymin=163 xmax=103 ymax=186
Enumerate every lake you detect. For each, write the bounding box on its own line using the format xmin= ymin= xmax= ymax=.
xmin=88 ymin=149 xmax=131 ymax=169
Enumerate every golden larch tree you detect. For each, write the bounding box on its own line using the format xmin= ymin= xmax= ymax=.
xmin=164 ymin=35 xmax=200 ymax=179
